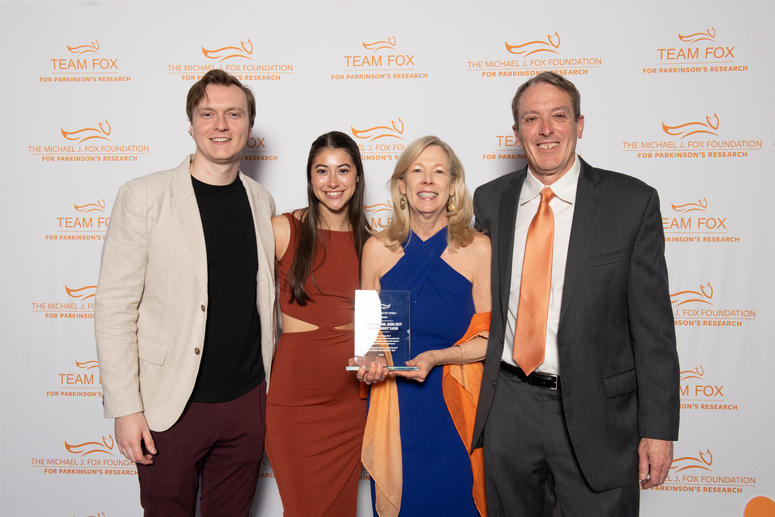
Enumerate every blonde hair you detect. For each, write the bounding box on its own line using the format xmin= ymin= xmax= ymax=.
xmin=381 ymin=136 xmax=474 ymax=249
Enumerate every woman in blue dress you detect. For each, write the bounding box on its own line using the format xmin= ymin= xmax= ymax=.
xmin=357 ymin=136 xmax=491 ymax=516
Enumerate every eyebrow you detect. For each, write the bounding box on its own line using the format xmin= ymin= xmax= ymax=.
xmin=412 ymin=162 xmax=448 ymax=169
xmin=197 ymin=106 xmax=245 ymax=112
xmin=314 ymin=162 xmax=352 ymax=168
xmin=522 ymin=106 xmax=571 ymax=116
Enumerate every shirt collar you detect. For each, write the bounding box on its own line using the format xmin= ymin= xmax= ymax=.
xmin=519 ymin=155 xmax=580 ymax=206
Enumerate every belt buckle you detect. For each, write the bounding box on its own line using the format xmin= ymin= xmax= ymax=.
xmin=544 ymin=375 xmax=559 ymax=391
xmin=531 ymin=371 xmax=559 ymax=391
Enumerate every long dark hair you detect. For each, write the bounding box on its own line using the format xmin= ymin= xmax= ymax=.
xmin=288 ymin=131 xmax=370 ymax=305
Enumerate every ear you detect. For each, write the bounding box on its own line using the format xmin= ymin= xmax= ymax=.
xmin=513 ymin=124 xmax=524 ymax=148
xmin=576 ymin=115 xmax=585 ymax=139
xmin=398 ymin=178 xmax=406 ymax=195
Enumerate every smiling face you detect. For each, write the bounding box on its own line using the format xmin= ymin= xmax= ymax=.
xmin=399 ymin=144 xmax=454 ymax=221
xmin=310 ymin=147 xmax=358 ymax=219
xmin=514 ymin=81 xmax=584 ymax=185
xmin=189 ymin=84 xmax=251 ymax=168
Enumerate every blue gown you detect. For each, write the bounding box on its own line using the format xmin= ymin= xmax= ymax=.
xmin=374 ymin=227 xmax=478 ymax=516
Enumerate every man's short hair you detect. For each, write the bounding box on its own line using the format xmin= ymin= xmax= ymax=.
xmin=186 ymin=69 xmax=256 ymax=127
xmin=511 ymin=72 xmax=581 ymax=128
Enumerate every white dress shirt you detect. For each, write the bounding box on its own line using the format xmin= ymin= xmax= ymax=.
xmin=501 ymin=156 xmax=580 ymax=375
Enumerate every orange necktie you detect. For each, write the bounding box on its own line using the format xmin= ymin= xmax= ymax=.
xmin=514 ymin=187 xmax=555 ymax=375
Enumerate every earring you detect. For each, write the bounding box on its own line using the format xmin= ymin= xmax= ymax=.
xmin=400 ymin=194 xmax=407 ymax=210
xmin=447 ymin=195 xmax=456 ymax=212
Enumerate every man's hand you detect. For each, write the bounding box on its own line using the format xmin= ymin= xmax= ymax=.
xmin=638 ymin=437 xmax=673 ymax=489
xmin=115 ymin=412 xmax=156 ymax=465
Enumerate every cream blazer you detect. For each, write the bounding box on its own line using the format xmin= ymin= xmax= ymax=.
xmin=94 ymin=156 xmax=276 ymax=432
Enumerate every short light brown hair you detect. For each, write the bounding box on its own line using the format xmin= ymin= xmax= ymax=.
xmin=186 ymin=69 xmax=256 ymax=127
xmin=511 ymin=71 xmax=581 ymax=129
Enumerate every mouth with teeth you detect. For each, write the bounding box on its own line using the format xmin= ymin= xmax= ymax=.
xmin=416 ymin=191 xmax=438 ymax=200
xmin=210 ymin=137 xmax=231 ymax=143
xmin=323 ymin=191 xmax=344 ymax=198
xmin=537 ymin=142 xmax=559 ymax=150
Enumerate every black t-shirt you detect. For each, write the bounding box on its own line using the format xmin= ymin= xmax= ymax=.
xmin=189 ymin=174 xmax=264 ymax=403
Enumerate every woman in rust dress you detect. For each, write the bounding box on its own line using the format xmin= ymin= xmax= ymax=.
xmin=266 ymin=131 xmax=370 ymax=516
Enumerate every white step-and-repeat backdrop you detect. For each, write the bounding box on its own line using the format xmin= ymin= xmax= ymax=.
xmin=2 ymin=0 xmax=774 ymax=515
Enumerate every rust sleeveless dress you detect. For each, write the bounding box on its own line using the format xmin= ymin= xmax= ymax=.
xmin=266 ymin=213 xmax=367 ymax=517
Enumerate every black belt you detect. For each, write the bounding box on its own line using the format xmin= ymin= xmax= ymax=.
xmin=500 ymin=361 xmax=560 ymax=391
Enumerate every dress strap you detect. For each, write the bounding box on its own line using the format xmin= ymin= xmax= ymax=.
xmin=282 ymin=211 xmax=299 ymax=233
xmin=278 ymin=212 xmax=300 ymax=268
xmin=402 ymin=226 xmax=448 ymax=256
xmin=383 ymin=227 xmax=449 ymax=295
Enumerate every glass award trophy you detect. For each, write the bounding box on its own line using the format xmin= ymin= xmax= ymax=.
xmin=346 ymin=290 xmax=417 ymax=371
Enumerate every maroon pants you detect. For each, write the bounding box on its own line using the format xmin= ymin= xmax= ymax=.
xmin=137 ymin=382 xmax=266 ymax=517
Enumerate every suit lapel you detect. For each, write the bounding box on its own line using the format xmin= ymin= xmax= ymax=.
xmin=496 ymin=170 xmax=526 ymax=317
xmin=240 ymin=174 xmax=272 ymax=288
xmin=171 ymin=157 xmax=208 ymax=296
xmin=559 ymin=159 xmax=602 ymax=326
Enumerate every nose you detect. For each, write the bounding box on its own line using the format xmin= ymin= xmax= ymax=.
xmin=539 ymin=116 xmax=553 ymax=136
xmin=326 ymin=172 xmax=340 ymax=188
xmin=420 ymin=169 xmax=434 ymax=184
xmin=214 ymin=113 xmax=228 ymax=130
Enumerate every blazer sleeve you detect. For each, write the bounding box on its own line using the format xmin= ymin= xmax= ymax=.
xmin=628 ymin=188 xmax=680 ymax=441
xmin=473 ymin=185 xmax=490 ymax=235
xmin=94 ymin=181 xmax=149 ymax=419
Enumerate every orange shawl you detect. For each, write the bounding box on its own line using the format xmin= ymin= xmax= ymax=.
xmin=362 ymin=312 xmax=490 ymax=517
xmin=442 ymin=312 xmax=490 ymax=517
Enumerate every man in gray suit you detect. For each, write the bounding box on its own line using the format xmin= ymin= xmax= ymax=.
xmin=95 ymin=70 xmax=276 ymax=516
xmin=472 ymin=72 xmax=679 ymax=516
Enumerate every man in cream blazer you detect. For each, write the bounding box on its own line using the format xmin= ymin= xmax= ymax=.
xmin=95 ymin=70 xmax=276 ymax=516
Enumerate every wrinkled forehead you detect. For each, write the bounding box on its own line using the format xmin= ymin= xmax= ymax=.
xmin=517 ymin=82 xmax=574 ymax=117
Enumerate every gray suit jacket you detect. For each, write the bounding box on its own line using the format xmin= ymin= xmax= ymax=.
xmin=471 ymin=158 xmax=679 ymax=491
xmin=95 ymin=156 xmax=276 ymax=432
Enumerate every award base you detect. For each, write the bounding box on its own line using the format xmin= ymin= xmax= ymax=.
xmin=345 ymin=365 xmax=419 ymax=371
